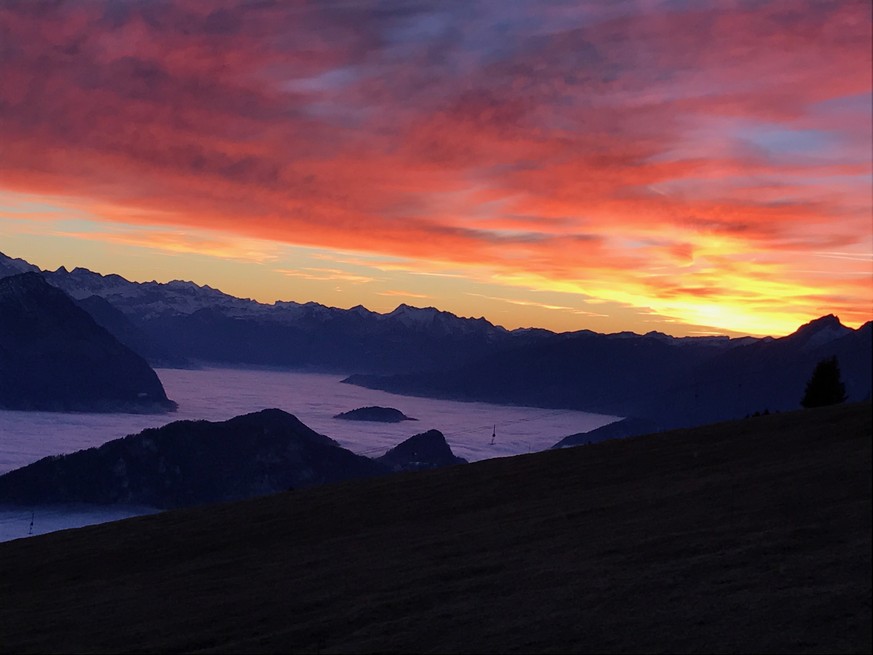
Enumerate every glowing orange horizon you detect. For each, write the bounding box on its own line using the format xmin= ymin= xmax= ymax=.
xmin=0 ymin=1 xmax=870 ymax=337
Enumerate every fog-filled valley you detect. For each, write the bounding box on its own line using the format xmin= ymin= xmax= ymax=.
xmin=0 ymin=367 xmax=617 ymax=541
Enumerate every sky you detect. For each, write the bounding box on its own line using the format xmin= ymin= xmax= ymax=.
xmin=0 ymin=0 xmax=871 ymax=337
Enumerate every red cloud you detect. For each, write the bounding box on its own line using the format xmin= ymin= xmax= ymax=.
xmin=0 ymin=0 xmax=869 ymax=334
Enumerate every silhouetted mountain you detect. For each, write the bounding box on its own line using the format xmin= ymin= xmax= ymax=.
xmin=334 ymin=406 xmax=416 ymax=422
xmin=126 ymin=301 xmax=515 ymax=373
xmin=2 ymin=252 xmax=868 ymax=434
xmin=348 ymin=316 xmax=872 ymax=431
xmin=0 ymin=409 xmax=386 ymax=508
xmin=637 ymin=316 xmax=872 ymax=428
xmin=377 ymin=429 xmax=467 ymax=472
xmin=345 ymin=329 xmax=734 ymax=416
xmin=0 ymin=253 xmax=527 ymax=373
xmin=0 ymin=252 xmax=754 ymax=378
xmin=0 ymin=272 xmax=176 ymax=413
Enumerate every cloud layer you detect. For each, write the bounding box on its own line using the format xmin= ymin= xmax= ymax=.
xmin=1 ymin=0 xmax=870 ymax=334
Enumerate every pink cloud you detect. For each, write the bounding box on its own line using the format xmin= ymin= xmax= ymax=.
xmin=0 ymin=0 xmax=869 ymax=334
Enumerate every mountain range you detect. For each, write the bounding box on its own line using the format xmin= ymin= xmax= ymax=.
xmin=1 ymin=251 xmax=869 ymax=433
xmin=0 ymin=251 xmax=519 ymax=374
xmin=0 ymin=251 xmax=758 ymax=376
xmin=350 ymin=314 xmax=872 ymax=432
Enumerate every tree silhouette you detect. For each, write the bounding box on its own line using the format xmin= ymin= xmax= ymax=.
xmin=800 ymin=356 xmax=847 ymax=408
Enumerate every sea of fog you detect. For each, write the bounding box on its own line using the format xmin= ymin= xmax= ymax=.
xmin=0 ymin=367 xmax=619 ymax=542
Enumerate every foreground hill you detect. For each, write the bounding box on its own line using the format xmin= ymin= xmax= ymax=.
xmin=1 ymin=402 xmax=869 ymax=653
xmin=0 ymin=272 xmax=175 ymax=413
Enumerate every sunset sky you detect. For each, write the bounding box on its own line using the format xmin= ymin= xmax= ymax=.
xmin=0 ymin=0 xmax=870 ymax=337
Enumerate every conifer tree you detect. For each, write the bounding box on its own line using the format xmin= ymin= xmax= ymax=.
xmin=800 ymin=356 xmax=847 ymax=408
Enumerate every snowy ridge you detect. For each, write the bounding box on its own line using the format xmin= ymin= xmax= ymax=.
xmin=46 ymin=267 xmax=261 ymax=320
xmin=0 ymin=251 xmax=39 ymax=278
xmin=0 ymin=253 xmax=505 ymax=337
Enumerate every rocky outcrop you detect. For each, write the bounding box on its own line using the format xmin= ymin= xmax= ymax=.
xmin=377 ymin=429 xmax=467 ymax=472
xmin=0 ymin=272 xmax=176 ymax=413
xmin=334 ymin=406 xmax=417 ymax=422
xmin=0 ymin=409 xmax=387 ymax=509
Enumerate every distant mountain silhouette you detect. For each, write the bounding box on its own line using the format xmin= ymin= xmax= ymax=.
xmin=0 ymin=252 xmax=528 ymax=373
xmin=1 ymin=252 xmax=869 ymax=434
xmin=334 ymin=406 xmax=417 ymax=422
xmin=0 ymin=409 xmax=385 ymax=508
xmin=344 ymin=329 xmax=741 ymax=416
xmin=348 ymin=316 xmax=872 ymax=431
xmin=0 ymin=272 xmax=176 ymax=413
xmin=377 ymin=429 xmax=467 ymax=472
xmin=635 ymin=316 xmax=872 ymax=429
xmin=0 ymin=252 xmax=756 ymax=380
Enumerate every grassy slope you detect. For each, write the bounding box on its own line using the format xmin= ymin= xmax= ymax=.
xmin=1 ymin=402 xmax=870 ymax=654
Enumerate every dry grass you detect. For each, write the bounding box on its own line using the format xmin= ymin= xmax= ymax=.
xmin=1 ymin=402 xmax=870 ymax=653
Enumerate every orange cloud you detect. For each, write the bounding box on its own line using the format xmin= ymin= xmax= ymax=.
xmin=0 ymin=0 xmax=869 ymax=336
xmin=54 ymin=226 xmax=282 ymax=264
xmin=275 ymin=267 xmax=376 ymax=285
xmin=377 ymin=290 xmax=432 ymax=300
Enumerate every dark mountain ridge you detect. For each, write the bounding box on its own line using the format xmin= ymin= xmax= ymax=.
xmin=2 ymin=252 xmax=868 ymax=436
xmin=349 ymin=314 xmax=872 ymax=434
xmin=35 ymin=259 xmax=516 ymax=373
xmin=0 ymin=409 xmax=385 ymax=508
xmin=0 ymin=272 xmax=176 ymax=413
xmin=0 ymin=409 xmax=469 ymax=508
xmin=0 ymin=251 xmax=758 ymax=375
xmin=634 ymin=316 xmax=873 ymax=429
xmin=345 ymin=328 xmax=744 ymax=415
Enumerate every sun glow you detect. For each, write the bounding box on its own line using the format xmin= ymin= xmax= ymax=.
xmin=0 ymin=0 xmax=869 ymax=336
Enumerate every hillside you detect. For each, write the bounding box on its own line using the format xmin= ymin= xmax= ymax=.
xmin=1 ymin=401 xmax=869 ymax=653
